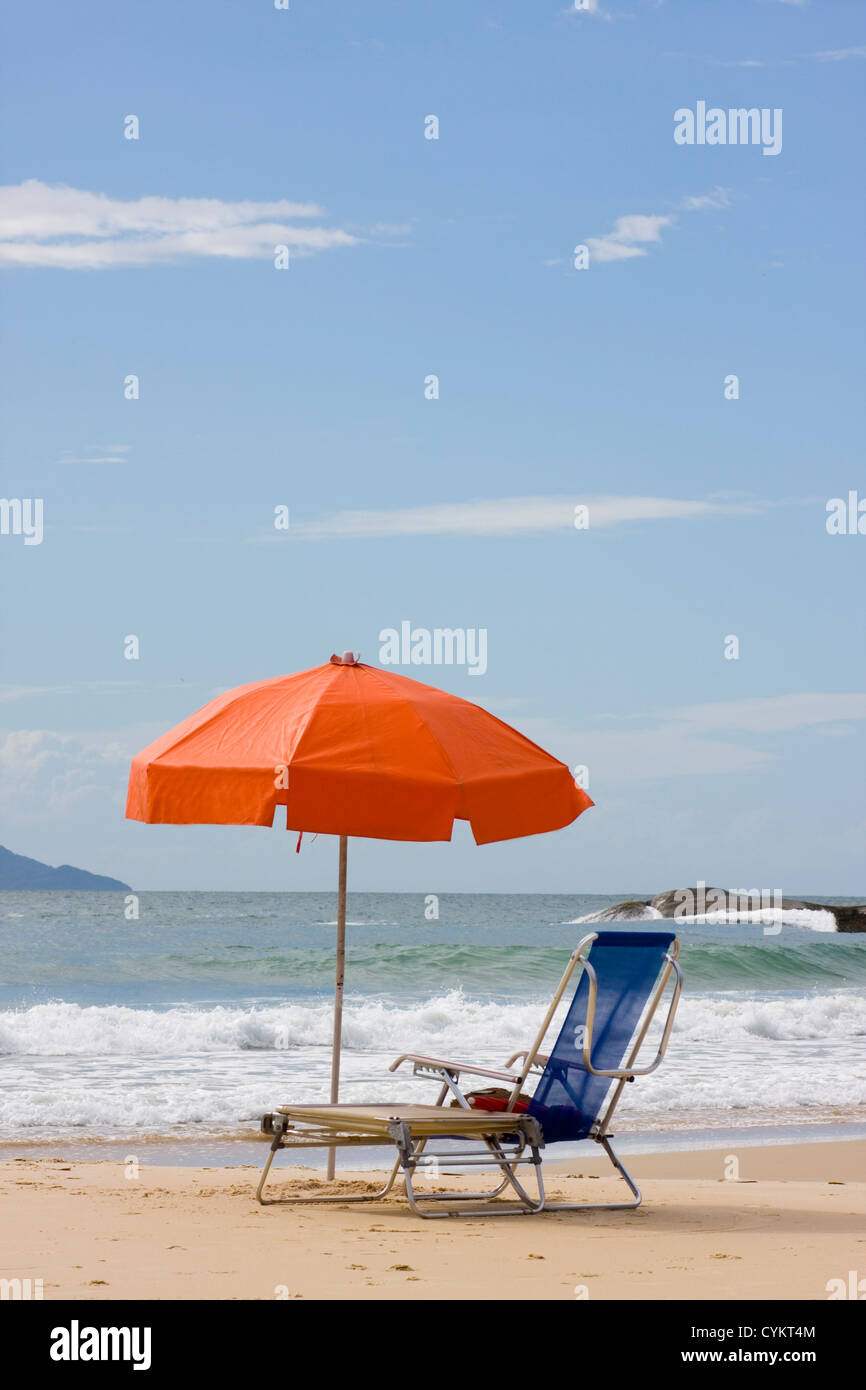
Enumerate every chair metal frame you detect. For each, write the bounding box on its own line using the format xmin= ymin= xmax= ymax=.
xmin=256 ymin=932 xmax=682 ymax=1217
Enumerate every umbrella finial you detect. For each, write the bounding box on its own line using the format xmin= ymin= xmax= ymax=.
xmin=330 ymin=650 xmax=360 ymax=665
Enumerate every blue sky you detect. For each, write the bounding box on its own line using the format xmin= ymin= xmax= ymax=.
xmin=1 ymin=0 xmax=864 ymax=893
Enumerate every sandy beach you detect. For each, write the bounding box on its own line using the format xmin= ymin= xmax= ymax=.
xmin=4 ymin=1138 xmax=863 ymax=1301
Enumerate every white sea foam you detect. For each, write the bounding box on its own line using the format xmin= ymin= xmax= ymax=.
xmin=673 ymin=990 xmax=866 ymax=1042
xmin=0 ymin=993 xmax=542 ymax=1058
xmin=569 ymin=906 xmax=837 ymax=930
xmin=1 ymin=990 xmax=863 ymax=1137
xmin=0 ymin=1025 xmax=863 ymax=1135
xmin=0 ymin=989 xmax=862 ymax=1059
xmin=673 ymin=908 xmax=837 ymax=932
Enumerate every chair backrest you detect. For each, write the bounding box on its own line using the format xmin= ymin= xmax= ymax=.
xmin=527 ymin=931 xmax=676 ymax=1142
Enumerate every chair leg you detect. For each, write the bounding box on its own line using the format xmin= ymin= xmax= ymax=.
xmin=255 ymin=1135 xmax=281 ymax=1204
xmin=398 ymin=1133 xmax=545 ymax=1219
xmin=537 ymin=1134 xmax=642 ymax=1212
xmin=256 ymin=1133 xmax=401 ymax=1206
xmin=408 ymin=1130 xmax=516 ymax=1204
xmin=488 ymin=1136 xmax=546 ymax=1212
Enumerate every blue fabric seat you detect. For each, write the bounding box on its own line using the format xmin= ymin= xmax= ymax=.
xmin=528 ymin=931 xmax=676 ymax=1142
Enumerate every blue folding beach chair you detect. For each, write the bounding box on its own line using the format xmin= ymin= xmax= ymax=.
xmin=257 ymin=930 xmax=682 ymax=1217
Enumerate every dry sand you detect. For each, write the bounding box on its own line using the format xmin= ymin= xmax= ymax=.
xmin=2 ymin=1139 xmax=863 ymax=1301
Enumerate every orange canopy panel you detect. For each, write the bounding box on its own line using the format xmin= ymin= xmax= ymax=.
xmin=125 ymin=660 xmax=593 ymax=845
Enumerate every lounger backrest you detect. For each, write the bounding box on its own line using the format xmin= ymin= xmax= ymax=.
xmin=527 ymin=931 xmax=676 ymax=1142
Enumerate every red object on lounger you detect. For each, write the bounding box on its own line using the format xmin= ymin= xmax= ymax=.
xmin=469 ymin=1094 xmax=529 ymax=1114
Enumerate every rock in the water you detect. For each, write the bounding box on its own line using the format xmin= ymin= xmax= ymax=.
xmin=588 ymin=887 xmax=866 ymax=932
xmin=649 ymin=887 xmax=722 ymax=917
xmin=820 ymin=904 xmax=866 ymax=933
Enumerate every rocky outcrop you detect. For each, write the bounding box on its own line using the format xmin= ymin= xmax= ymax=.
xmin=593 ymin=887 xmax=866 ymax=932
xmin=819 ymin=904 xmax=866 ymax=933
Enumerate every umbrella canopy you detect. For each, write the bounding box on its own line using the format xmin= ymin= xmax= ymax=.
xmin=126 ymin=656 xmax=592 ymax=844
xmin=126 ymin=654 xmax=593 ymax=1176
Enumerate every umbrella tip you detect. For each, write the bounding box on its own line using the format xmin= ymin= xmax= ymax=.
xmin=330 ymin=650 xmax=360 ymax=665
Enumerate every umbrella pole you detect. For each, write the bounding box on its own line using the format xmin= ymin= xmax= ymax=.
xmin=327 ymin=834 xmax=348 ymax=1180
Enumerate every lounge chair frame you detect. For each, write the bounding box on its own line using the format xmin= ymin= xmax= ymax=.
xmin=256 ymin=932 xmax=682 ymax=1217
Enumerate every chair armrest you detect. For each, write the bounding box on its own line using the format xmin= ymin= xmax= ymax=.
xmin=505 ymin=1050 xmax=549 ymax=1070
xmin=389 ymin=1053 xmax=522 ymax=1084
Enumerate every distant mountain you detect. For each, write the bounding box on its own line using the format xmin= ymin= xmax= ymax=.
xmin=0 ymin=845 xmax=131 ymax=891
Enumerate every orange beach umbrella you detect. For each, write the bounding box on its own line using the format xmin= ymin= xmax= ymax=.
xmin=126 ymin=653 xmax=593 ymax=1172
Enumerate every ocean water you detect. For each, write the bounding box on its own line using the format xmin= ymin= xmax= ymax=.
xmin=0 ymin=891 xmax=864 ymax=1158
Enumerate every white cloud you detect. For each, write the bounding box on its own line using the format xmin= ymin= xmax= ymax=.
xmin=585 ymin=239 xmax=648 ymax=263
xmin=584 ymin=189 xmax=730 ymax=266
xmin=564 ymin=0 xmax=612 ymax=18
xmin=672 ymin=693 xmax=866 ymax=735
xmin=0 ymin=686 xmax=83 ymax=704
xmin=665 ymin=45 xmax=855 ymax=67
xmin=0 ymin=681 xmax=185 ymax=704
xmin=586 ymin=213 xmax=673 ymax=263
xmin=0 ymin=180 xmax=360 ymax=269
xmin=282 ymin=493 xmax=765 ymax=541
xmin=518 ymin=691 xmax=866 ymax=785
xmin=815 ymin=45 xmax=866 ymax=62
xmin=0 ymin=729 xmax=131 ymax=812
xmin=58 ymin=444 xmax=130 ymax=465
xmin=522 ymin=715 xmax=773 ymax=781
xmin=679 ymin=187 xmax=733 ymax=212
